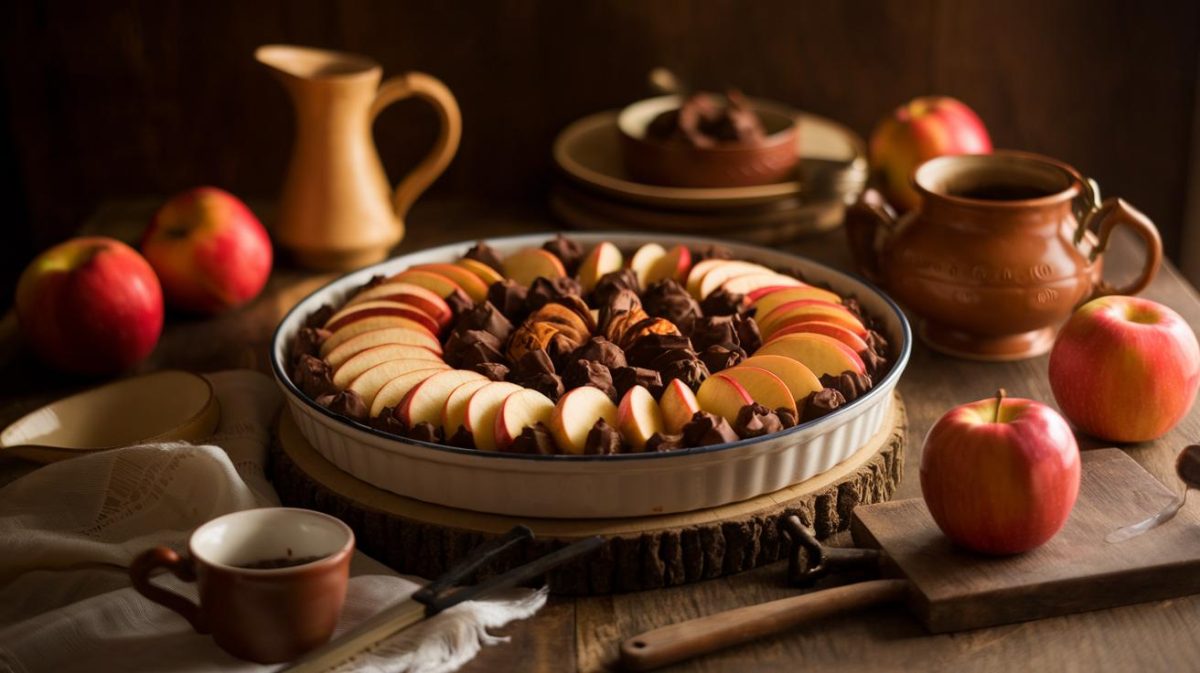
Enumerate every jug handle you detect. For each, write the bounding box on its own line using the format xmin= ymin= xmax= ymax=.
xmin=844 ymin=188 xmax=897 ymax=282
xmin=1078 ymin=197 xmax=1162 ymax=298
xmin=371 ymin=72 xmax=463 ymax=221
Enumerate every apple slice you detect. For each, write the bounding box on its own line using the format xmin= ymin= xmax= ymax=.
xmin=694 ymin=261 xmax=774 ymax=299
xmin=367 ymin=367 xmax=448 ymax=417
xmin=577 ymin=241 xmax=624 ymax=292
xmin=695 ymin=374 xmax=755 ymax=424
xmin=616 ymin=385 xmax=665 ymax=451
xmin=659 ymin=378 xmax=701 ymax=434
xmin=464 ymin=381 xmax=526 ymax=451
xmin=754 ymin=333 xmax=866 ymax=377
xmin=333 ymin=349 xmax=444 ymax=389
xmin=386 ymin=269 xmax=464 ymax=299
xmin=502 ymin=248 xmax=566 ymax=286
xmin=629 ymin=243 xmax=667 ymax=286
xmin=548 ymin=386 xmax=619 ymax=455
xmin=323 ymin=327 xmax=444 ymax=367
xmin=324 ymin=300 xmax=441 ymax=335
xmin=346 ymin=360 xmax=446 ymax=411
xmin=346 ymin=282 xmax=453 ymax=328
xmin=719 ymin=366 xmax=797 ymax=415
xmin=758 ymin=300 xmax=867 ymax=338
xmin=714 ymin=273 xmax=802 ymax=298
xmin=684 ymin=258 xmax=727 ymax=297
xmin=441 ymin=379 xmax=493 ymax=436
xmin=398 ymin=369 xmax=488 ymax=426
xmin=748 ymin=285 xmax=842 ymax=316
xmin=456 ymin=258 xmax=504 ymax=287
xmin=740 ymin=355 xmax=823 ymax=406
xmin=644 ymin=244 xmax=692 ymax=286
xmin=319 ymin=316 xmax=439 ymax=356
xmin=412 ymin=263 xmax=489 ymax=302
xmin=493 ymin=388 xmax=556 ymax=451
xmin=767 ymin=321 xmax=870 ymax=353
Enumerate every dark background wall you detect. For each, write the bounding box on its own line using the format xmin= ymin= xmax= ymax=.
xmin=2 ymin=1 xmax=1198 ymax=294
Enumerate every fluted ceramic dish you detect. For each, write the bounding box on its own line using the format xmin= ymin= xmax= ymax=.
xmin=271 ymin=233 xmax=911 ymax=518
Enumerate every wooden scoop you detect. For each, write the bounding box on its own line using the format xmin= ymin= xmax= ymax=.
xmin=0 ymin=370 xmax=220 ymax=463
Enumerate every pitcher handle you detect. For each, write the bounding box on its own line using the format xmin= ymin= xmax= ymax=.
xmin=844 ymin=188 xmax=898 ymax=282
xmin=371 ymin=72 xmax=462 ymax=221
xmin=130 ymin=546 xmax=208 ymax=633
xmin=1081 ymin=198 xmax=1162 ymax=299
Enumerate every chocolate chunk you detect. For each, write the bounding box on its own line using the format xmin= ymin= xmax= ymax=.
xmin=819 ymin=371 xmax=873 ymax=403
xmin=700 ymin=288 xmax=745 ymax=317
xmin=643 ymin=279 xmax=702 ymax=333
xmin=1177 ymin=445 xmax=1200 ymax=489
xmin=510 ymin=422 xmax=558 ymax=455
xmin=316 ymin=390 xmax=369 ymax=422
xmin=444 ymin=329 xmax=505 ymax=369
xmin=776 ymin=407 xmax=798 ymax=429
xmin=463 ymin=241 xmax=504 ymax=272
xmin=573 ymin=337 xmax=627 ymax=370
xmin=444 ymin=287 xmax=474 ymax=320
xmin=681 ymin=411 xmax=740 ymax=447
xmin=407 ymin=421 xmax=443 ymax=444
xmin=598 ymin=288 xmax=643 ymax=332
xmin=293 ymin=354 xmax=338 ymax=398
xmin=291 ymin=327 xmax=331 ymax=365
xmin=487 ymin=279 xmax=529 ymax=321
xmin=472 ymin=362 xmax=510 ymax=381
xmin=447 ymin=426 xmax=475 ymax=449
xmin=584 ymin=418 xmax=623 ymax=455
xmin=304 ymin=304 xmax=335 ymax=329
xmin=543 ymin=234 xmax=584 ymax=274
xmin=842 ymin=296 xmax=864 ymax=321
xmin=454 ymin=301 xmax=513 ymax=342
xmin=357 ymin=274 xmax=387 ymax=294
xmin=734 ymin=314 xmax=762 ymax=352
xmin=659 ymin=357 xmax=709 ymax=391
xmin=514 ymin=348 xmax=556 ymax=376
xmin=801 ymin=388 xmax=846 ymax=423
xmin=733 ymin=403 xmax=784 ymax=439
xmin=563 ymin=359 xmax=617 ymax=401
xmin=861 ymin=349 xmax=886 ymax=379
xmin=526 ymin=276 xmax=583 ymax=312
xmin=369 ymin=406 xmax=407 ymax=436
xmin=520 ymin=372 xmax=565 ymax=401
xmin=699 ymin=343 xmax=745 ymax=373
xmin=692 ymin=244 xmax=734 ymax=263
xmin=646 ymin=432 xmax=686 ymax=453
xmin=690 ymin=315 xmax=739 ymax=352
xmin=866 ymin=329 xmax=890 ymax=357
xmin=625 ymin=333 xmax=694 ymax=368
xmin=593 ymin=268 xmax=640 ymax=307
xmin=612 ymin=366 xmax=664 ymax=399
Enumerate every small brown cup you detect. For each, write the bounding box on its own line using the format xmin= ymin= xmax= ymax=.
xmin=130 ymin=507 xmax=354 ymax=664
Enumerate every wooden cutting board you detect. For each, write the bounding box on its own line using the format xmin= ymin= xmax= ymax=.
xmin=851 ymin=448 xmax=1200 ymax=633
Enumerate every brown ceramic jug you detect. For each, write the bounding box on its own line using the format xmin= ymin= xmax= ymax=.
xmin=846 ymin=151 xmax=1162 ymax=360
xmin=257 ymin=45 xmax=461 ymax=271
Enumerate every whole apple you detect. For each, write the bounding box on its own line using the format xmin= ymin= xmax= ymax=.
xmin=1049 ymin=296 xmax=1200 ymax=443
xmin=16 ymin=236 xmax=163 ymax=374
xmin=921 ymin=390 xmax=1080 ymax=555
xmin=142 ymin=187 xmax=272 ymax=315
xmin=869 ymin=96 xmax=992 ymax=211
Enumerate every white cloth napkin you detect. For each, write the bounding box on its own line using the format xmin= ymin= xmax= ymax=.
xmin=0 ymin=371 xmax=545 ymax=673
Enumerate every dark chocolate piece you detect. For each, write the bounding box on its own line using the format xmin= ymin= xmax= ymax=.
xmin=357 ymin=274 xmax=386 ymax=294
xmin=463 ymin=241 xmax=504 ymax=272
xmin=776 ymin=406 xmax=799 ymax=429
xmin=612 ymin=366 xmax=664 ymax=399
xmin=625 ymin=333 xmax=694 ymax=369
xmin=572 ymin=337 xmax=627 ymax=370
xmin=593 ymin=268 xmax=640 ymax=307
xmin=444 ymin=329 xmax=505 ymax=369
xmin=681 ymin=411 xmax=740 ymax=447
xmin=526 ymin=276 xmax=583 ymax=312
xmin=510 ymin=422 xmax=558 ymax=455
xmin=699 ymin=287 xmax=745 ymax=317
xmin=293 ymin=354 xmax=338 ymax=398
xmin=699 ymin=343 xmax=745 ymax=373
xmin=542 ymin=234 xmax=584 ymax=274
xmin=584 ymin=418 xmax=623 ymax=455
xmin=454 ymin=301 xmax=514 ymax=343
xmin=317 ymin=390 xmax=369 ymax=422
xmin=563 ymin=359 xmax=617 ymax=401
xmin=598 ymin=288 xmax=642 ymax=333
xmin=304 ymin=305 xmax=335 ymax=330
xmin=692 ymin=244 xmax=734 ymax=263
xmin=820 ymin=371 xmax=873 ymax=403
xmin=659 ymin=357 xmax=709 ymax=391
xmin=444 ymin=287 xmax=474 ymax=320
xmin=487 ymin=280 xmax=529 ymax=321
xmin=447 ymin=426 xmax=475 ymax=449
xmin=646 ymin=90 xmax=766 ymax=148
xmin=472 ymin=362 xmax=510 ymax=382
xmin=407 ymin=422 xmax=443 ymax=444
xmin=291 ymin=327 xmax=331 ymax=365
xmin=646 ymin=432 xmax=686 ymax=453
xmin=801 ymin=388 xmax=846 ymax=423
xmin=642 ymin=279 xmax=701 ymax=332
xmin=733 ymin=403 xmax=784 ymax=439
xmin=369 ymin=406 xmax=407 ymax=436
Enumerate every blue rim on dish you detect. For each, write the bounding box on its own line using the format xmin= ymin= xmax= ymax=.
xmin=271 ymin=232 xmax=912 ymax=462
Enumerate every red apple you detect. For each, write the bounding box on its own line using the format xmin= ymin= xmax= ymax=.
xmin=921 ymin=390 xmax=1080 ymax=555
xmin=1049 ymin=296 xmax=1200 ymax=443
xmin=141 ymin=187 xmax=272 ymax=314
xmin=869 ymin=96 xmax=992 ymax=211
xmin=16 ymin=236 xmax=163 ymax=374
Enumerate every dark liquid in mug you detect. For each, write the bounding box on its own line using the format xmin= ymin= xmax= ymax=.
xmin=238 ymin=555 xmax=324 ymax=569
xmin=952 ymin=184 xmax=1055 ymax=201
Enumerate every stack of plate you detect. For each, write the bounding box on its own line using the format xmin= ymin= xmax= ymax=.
xmin=550 ymin=110 xmax=868 ymax=244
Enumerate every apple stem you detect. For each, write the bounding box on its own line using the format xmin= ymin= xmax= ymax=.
xmin=993 ymin=388 xmax=1007 ymax=423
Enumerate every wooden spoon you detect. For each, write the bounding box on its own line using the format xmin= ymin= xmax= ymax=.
xmin=1106 ymin=444 xmax=1199 ymax=543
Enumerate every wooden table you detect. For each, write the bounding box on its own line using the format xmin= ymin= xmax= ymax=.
xmin=3 ymin=197 xmax=1199 ymax=672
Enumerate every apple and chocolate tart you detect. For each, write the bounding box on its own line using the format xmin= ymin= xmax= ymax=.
xmin=288 ymin=235 xmax=891 ymax=455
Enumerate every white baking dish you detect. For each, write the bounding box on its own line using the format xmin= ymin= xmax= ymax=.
xmin=271 ymin=233 xmax=911 ymax=518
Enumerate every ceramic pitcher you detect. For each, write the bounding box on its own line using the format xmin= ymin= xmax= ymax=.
xmin=257 ymin=45 xmax=461 ymax=271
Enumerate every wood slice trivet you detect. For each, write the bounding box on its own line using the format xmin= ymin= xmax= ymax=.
xmin=269 ymin=394 xmax=906 ymax=595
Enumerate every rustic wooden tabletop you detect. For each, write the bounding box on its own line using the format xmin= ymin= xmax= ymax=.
xmin=2 ymin=197 xmax=1198 ymax=672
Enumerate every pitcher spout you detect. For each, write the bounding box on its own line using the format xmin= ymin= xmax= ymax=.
xmin=255 ymin=44 xmax=380 ymax=85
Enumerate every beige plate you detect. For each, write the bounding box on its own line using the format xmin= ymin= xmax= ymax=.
xmin=553 ymin=109 xmax=866 ymax=210
xmin=0 ymin=370 xmax=221 ymax=463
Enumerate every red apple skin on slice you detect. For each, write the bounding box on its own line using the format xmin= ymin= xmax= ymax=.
xmin=758 ymin=300 xmax=867 ymax=338
xmin=739 ymin=355 xmax=823 ymax=410
xmin=748 ymin=286 xmax=841 ymax=316
xmin=320 ymin=317 xmax=440 ymax=357
xmin=578 ymin=241 xmax=624 ymax=292
xmin=767 ymin=321 xmax=870 ymax=353
xmin=441 ymin=379 xmax=493 ymax=436
xmin=456 ymin=258 xmax=504 ymax=287
xmin=696 ymin=374 xmax=755 ymax=424
xmin=716 ymin=273 xmax=802 ymax=298
xmin=323 ymin=327 xmax=444 ymax=367
xmin=616 ymin=385 xmax=665 ymax=451
xmin=630 ymin=243 xmax=667 ymax=286
xmin=754 ymin=333 xmax=866 ymax=377
xmin=493 ymin=388 xmax=556 ymax=451
xmin=346 ymin=282 xmax=452 ymax=328
xmin=697 ymin=263 xmax=776 ymax=299
xmin=465 ymin=382 xmax=526 ymax=451
xmin=659 ymin=378 xmax=701 ymax=435
xmin=411 ymin=263 xmax=489 ymax=302
xmin=549 ymin=386 xmax=619 ymax=455
xmin=399 ymin=369 xmax=488 ymax=427
xmin=687 ymin=260 xmax=769 ymax=298
xmin=324 ymin=300 xmax=441 ymax=335
xmin=644 ymin=244 xmax=692 ymax=285
xmin=719 ymin=366 xmax=797 ymax=415
xmin=386 ymin=269 xmax=464 ymax=299
xmin=502 ymin=248 xmax=566 ymax=287
xmin=367 ymin=367 xmax=449 ymax=418
xmin=333 ymin=350 xmax=444 ymax=389
xmin=346 ymin=360 xmax=446 ymax=412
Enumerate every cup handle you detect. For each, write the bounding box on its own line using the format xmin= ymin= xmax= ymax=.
xmin=1081 ymin=197 xmax=1163 ymax=298
xmin=371 ymin=72 xmax=463 ymax=222
xmin=129 ymin=546 xmax=208 ymax=633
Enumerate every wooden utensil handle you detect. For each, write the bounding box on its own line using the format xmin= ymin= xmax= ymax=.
xmin=619 ymin=579 xmax=908 ymax=671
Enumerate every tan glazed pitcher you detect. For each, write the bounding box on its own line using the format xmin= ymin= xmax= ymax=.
xmin=257 ymin=45 xmax=461 ymax=270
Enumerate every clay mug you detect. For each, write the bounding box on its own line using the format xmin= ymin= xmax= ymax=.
xmin=130 ymin=508 xmax=354 ymax=664
xmin=846 ymin=151 xmax=1162 ymax=360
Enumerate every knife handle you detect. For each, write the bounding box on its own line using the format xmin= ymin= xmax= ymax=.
xmin=619 ymin=579 xmax=909 ymax=671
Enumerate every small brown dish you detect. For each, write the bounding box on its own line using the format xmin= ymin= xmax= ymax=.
xmin=618 ymin=95 xmax=799 ymax=188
